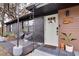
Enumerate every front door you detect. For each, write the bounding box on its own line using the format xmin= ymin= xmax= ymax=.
xmin=44 ymin=14 xmax=58 ymax=47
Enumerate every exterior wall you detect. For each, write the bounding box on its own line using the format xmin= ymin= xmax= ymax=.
xmin=12 ymin=22 xmax=22 ymax=33
xmin=58 ymin=5 xmax=79 ymax=51
xmin=0 ymin=26 xmax=6 ymax=36
xmin=33 ymin=17 xmax=44 ymax=43
xmin=6 ymin=25 xmax=11 ymax=32
xmin=12 ymin=23 xmax=17 ymax=33
xmin=6 ymin=22 xmax=22 ymax=34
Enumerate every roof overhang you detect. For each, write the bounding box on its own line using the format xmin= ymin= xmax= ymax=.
xmin=5 ymin=3 xmax=79 ymax=25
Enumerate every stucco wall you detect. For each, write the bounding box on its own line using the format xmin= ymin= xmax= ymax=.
xmin=58 ymin=5 xmax=79 ymax=51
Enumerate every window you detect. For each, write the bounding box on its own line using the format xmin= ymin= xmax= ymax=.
xmin=23 ymin=20 xmax=34 ymax=33
xmin=29 ymin=20 xmax=34 ymax=32
xmin=23 ymin=21 xmax=29 ymax=32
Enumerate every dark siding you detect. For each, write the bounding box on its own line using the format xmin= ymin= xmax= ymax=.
xmin=33 ymin=17 xmax=44 ymax=43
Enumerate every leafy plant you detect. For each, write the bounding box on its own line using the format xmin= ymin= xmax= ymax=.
xmin=62 ymin=33 xmax=76 ymax=45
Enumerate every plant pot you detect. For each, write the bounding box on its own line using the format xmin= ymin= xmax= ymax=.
xmin=60 ymin=42 xmax=65 ymax=50
xmin=65 ymin=45 xmax=73 ymax=52
xmin=60 ymin=38 xmax=65 ymax=50
xmin=13 ymin=45 xmax=23 ymax=56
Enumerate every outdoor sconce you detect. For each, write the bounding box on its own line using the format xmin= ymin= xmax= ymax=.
xmin=48 ymin=17 xmax=56 ymax=24
xmin=63 ymin=10 xmax=73 ymax=24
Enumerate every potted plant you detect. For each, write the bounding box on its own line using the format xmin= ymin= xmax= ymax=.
xmin=62 ymin=32 xmax=76 ymax=52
